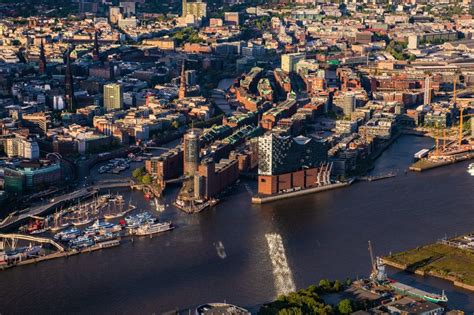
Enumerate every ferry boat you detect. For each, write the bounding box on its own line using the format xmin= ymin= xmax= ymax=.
xmin=133 ymin=222 xmax=174 ymax=236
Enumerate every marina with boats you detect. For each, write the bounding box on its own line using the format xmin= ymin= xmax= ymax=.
xmin=97 ymin=155 xmax=144 ymax=175
xmin=0 ymin=193 xmax=174 ymax=270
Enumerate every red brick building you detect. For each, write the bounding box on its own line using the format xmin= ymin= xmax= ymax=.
xmin=196 ymin=158 xmax=239 ymax=199
xmin=145 ymin=148 xmax=183 ymax=183
xmin=258 ymin=167 xmax=322 ymax=195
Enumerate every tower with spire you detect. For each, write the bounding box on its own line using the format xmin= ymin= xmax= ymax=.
xmin=64 ymin=47 xmax=75 ymax=112
xmin=178 ymin=60 xmax=187 ymax=100
xmin=92 ymin=30 xmax=100 ymax=62
xmin=38 ymin=39 xmax=47 ymax=75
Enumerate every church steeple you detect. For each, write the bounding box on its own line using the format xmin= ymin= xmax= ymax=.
xmin=178 ymin=60 xmax=187 ymax=100
xmin=39 ymin=39 xmax=47 ymax=75
xmin=65 ymin=47 xmax=75 ymax=113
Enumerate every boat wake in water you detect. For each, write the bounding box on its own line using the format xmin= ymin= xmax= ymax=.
xmin=265 ymin=233 xmax=296 ymax=296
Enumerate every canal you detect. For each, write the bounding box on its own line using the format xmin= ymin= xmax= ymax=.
xmin=1 ymin=135 xmax=474 ymax=313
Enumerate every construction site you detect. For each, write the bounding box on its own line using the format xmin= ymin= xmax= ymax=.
xmin=410 ymin=75 xmax=474 ymax=172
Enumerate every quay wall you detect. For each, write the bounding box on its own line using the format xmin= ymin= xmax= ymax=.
xmin=381 ymin=257 xmax=474 ymax=292
xmin=252 ymin=182 xmax=350 ymax=204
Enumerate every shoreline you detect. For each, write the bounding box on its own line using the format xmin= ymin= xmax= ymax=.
xmin=382 ymin=257 xmax=474 ymax=292
xmin=0 ymin=239 xmax=121 ymax=271
xmin=410 ymin=152 xmax=474 ymax=172
xmin=251 ymin=180 xmax=353 ymax=204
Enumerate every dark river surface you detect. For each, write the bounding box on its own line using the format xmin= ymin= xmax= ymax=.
xmin=1 ymin=135 xmax=474 ymax=313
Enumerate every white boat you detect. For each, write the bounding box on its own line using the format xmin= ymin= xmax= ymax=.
xmin=133 ymin=222 xmax=174 ymax=236
xmin=30 ymin=227 xmax=50 ymax=235
xmin=154 ymin=198 xmax=165 ymax=212
xmin=467 ymin=163 xmax=474 ymax=176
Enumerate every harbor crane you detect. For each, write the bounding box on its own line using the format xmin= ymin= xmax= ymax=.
xmin=368 ymin=240 xmax=376 ymax=276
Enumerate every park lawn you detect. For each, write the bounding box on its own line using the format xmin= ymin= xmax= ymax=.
xmin=386 ymin=243 xmax=474 ymax=285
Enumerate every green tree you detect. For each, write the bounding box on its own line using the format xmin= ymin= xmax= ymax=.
xmin=278 ymin=308 xmax=303 ymax=315
xmin=141 ymin=174 xmax=152 ymax=185
xmin=338 ymin=299 xmax=352 ymax=314
xmin=318 ymin=279 xmax=331 ymax=291
xmin=132 ymin=167 xmax=144 ymax=179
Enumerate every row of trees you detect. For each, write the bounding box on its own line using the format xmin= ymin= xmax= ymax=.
xmin=258 ymin=279 xmax=359 ymax=315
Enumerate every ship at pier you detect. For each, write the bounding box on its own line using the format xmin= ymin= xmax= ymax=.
xmin=368 ymin=242 xmax=448 ymax=305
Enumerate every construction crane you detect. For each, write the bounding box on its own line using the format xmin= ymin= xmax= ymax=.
xmin=443 ymin=128 xmax=446 ymax=151
xmin=453 ymin=76 xmax=457 ymax=106
xmin=452 ymin=71 xmax=464 ymax=146
xmin=368 ymin=240 xmax=376 ymax=276
xmin=434 ymin=122 xmax=441 ymax=156
xmin=459 ymin=107 xmax=464 ymax=146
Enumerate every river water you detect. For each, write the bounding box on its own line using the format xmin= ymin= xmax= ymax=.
xmin=1 ymin=135 xmax=474 ymax=313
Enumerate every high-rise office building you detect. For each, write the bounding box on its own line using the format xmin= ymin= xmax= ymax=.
xmin=424 ymin=75 xmax=431 ymax=105
xmin=341 ymin=93 xmax=356 ymax=117
xmin=281 ymin=53 xmax=305 ymax=73
xmin=103 ymin=83 xmax=123 ymax=112
xmin=183 ymin=129 xmax=200 ymax=176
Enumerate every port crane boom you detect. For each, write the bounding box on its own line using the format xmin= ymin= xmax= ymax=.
xmin=368 ymin=240 xmax=375 ymax=275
